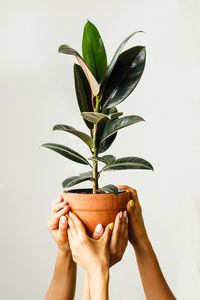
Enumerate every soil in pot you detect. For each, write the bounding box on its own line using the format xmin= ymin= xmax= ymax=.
xmin=62 ymin=188 xmax=130 ymax=236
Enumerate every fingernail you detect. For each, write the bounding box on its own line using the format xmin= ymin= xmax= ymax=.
xmin=123 ymin=210 xmax=127 ymax=218
xmin=119 ymin=211 xmax=123 ymax=219
xmin=95 ymin=224 xmax=103 ymax=234
xmin=60 ymin=216 xmax=67 ymax=224
xmin=129 ymin=200 xmax=134 ymax=208
xmin=109 ymin=222 xmax=114 ymax=230
xmin=69 ymin=211 xmax=72 ymax=217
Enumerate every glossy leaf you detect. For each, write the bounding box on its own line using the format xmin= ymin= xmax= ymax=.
xmin=89 ymin=155 xmax=116 ymax=165
xmin=110 ymin=112 xmax=123 ymax=119
xmin=82 ymin=20 xmax=107 ymax=83
xmin=102 ymin=156 xmax=154 ymax=171
xmin=74 ymin=64 xmax=93 ymax=130
xmin=53 ymin=124 xmax=93 ymax=149
xmin=100 ymin=184 xmax=118 ymax=195
xmin=99 ymin=132 xmax=117 ymax=153
xmin=81 ymin=112 xmax=109 ymax=124
xmin=95 ymin=117 xmax=109 ymax=149
xmin=102 ymin=46 xmax=146 ymax=108
xmin=100 ymin=31 xmax=142 ymax=92
xmin=102 ymin=115 xmax=144 ymax=141
xmin=62 ymin=171 xmax=93 ymax=188
xmin=99 ymin=107 xmax=119 ymax=153
xmin=41 ymin=143 xmax=90 ymax=165
xmin=59 ymin=44 xmax=100 ymax=96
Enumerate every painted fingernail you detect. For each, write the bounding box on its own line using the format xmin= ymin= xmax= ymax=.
xmin=109 ymin=222 xmax=114 ymax=230
xmin=56 ymin=196 xmax=62 ymax=203
xmin=123 ymin=210 xmax=127 ymax=218
xmin=69 ymin=211 xmax=72 ymax=217
xmin=95 ymin=224 xmax=103 ymax=234
xmin=129 ymin=200 xmax=134 ymax=208
xmin=60 ymin=215 xmax=67 ymax=224
xmin=119 ymin=211 xmax=123 ymax=218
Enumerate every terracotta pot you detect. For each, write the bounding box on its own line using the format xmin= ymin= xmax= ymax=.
xmin=62 ymin=188 xmax=130 ymax=236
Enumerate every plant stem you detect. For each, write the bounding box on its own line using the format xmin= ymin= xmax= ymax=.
xmin=92 ymin=96 xmax=100 ymax=194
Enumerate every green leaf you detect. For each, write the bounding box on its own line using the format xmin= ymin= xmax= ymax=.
xmin=100 ymin=184 xmax=119 ymax=195
xmin=102 ymin=115 xmax=144 ymax=141
xmin=110 ymin=112 xmax=123 ymax=119
xmin=82 ymin=20 xmax=107 ymax=83
xmin=102 ymin=46 xmax=146 ymax=108
xmin=99 ymin=132 xmax=117 ymax=153
xmin=95 ymin=117 xmax=109 ymax=149
xmin=62 ymin=171 xmax=93 ymax=188
xmin=59 ymin=44 xmax=100 ymax=96
xmin=74 ymin=64 xmax=93 ymax=130
xmin=102 ymin=156 xmax=154 ymax=171
xmin=100 ymin=31 xmax=142 ymax=92
xmin=99 ymin=107 xmax=119 ymax=153
xmin=89 ymin=155 xmax=116 ymax=165
xmin=41 ymin=143 xmax=90 ymax=165
xmin=81 ymin=112 xmax=109 ymax=124
xmin=53 ymin=124 xmax=93 ymax=149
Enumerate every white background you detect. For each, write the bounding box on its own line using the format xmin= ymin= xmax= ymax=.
xmin=0 ymin=0 xmax=200 ymax=299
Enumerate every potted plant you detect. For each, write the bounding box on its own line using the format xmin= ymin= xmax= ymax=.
xmin=42 ymin=20 xmax=153 ymax=235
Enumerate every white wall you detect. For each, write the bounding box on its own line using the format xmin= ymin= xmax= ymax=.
xmin=0 ymin=0 xmax=200 ymax=299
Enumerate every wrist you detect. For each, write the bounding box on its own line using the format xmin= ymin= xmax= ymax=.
xmin=131 ymin=237 xmax=152 ymax=256
xmin=88 ymin=262 xmax=109 ymax=280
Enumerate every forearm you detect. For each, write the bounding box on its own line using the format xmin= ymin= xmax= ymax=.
xmin=81 ymin=271 xmax=91 ymax=300
xmin=89 ymin=266 xmax=109 ymax=300
xmin=45 ymin=249 xmax=77 ymax=300
xmin=133 ymin=240 xmax=176 ymax=300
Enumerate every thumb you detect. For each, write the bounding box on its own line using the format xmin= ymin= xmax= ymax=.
xmin=92 ymin=224 xmax=104 ymax=240
xmin=100 ymin=222 xmax=114 ymax=245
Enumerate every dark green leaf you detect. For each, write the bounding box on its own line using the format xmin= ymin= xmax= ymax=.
xmin=103 ymin=156 xmax=154 ymax=171
xmin=88 ymin=155 xmax=116 ymax=165
xmin=99 ymin=107 xmax=119 ymax=153
xmin=59 ymin=44 xmax=99 ymax=96
xmin=41 ymin=143 xmax=90 ymax=165
xmin=102 ymin=46 xmax=146 ymax=108
xmin=53 ymin=124 xmax=93 ymax=149
xmin=82 ymin=20 xmax=107 ymax=83
xmin=62 ymin=171 xmax=93 ymax=188
xmin=74 ymin=64 xmax=93 ymax=130
xmin=100 ymin=184 xmax=119 ymax=195
xmin=81 ymin=112 xmax=109 ymax=124
xmin=110 ymin=112 xmax=123 ymax=119
xmin=102 ymin=115 xmax=144 ymax=141
xmin=95 ymin=117 xmax=109 ymax=149
xmin=100 ymin=31 xmax=142 ymax=92
xmin=99 ymin=132 xmax=117 ymax=153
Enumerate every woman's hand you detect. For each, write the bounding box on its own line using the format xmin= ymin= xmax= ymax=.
xmin=67 ymin=212 xmax=113 ymax=274
xmin=118 ymin=185 xmax=149 ymax=250
xmin=47 ymin=195 xmax=71 ymax=254
xmin=92 ymin=211 xmax=129 ymax=267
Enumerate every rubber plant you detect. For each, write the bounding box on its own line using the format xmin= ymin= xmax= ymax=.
xmin=42 ymin=20 xmax=153 ymax=195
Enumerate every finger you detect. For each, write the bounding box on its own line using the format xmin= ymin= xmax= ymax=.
xmin=48 ymin=205 xmax=70 ymax=229
xmin=69 ymin=212 xmax=86 ymax=238
xmin=92 ymin=224 xmax=104 ymax=240
xmin=126 ymin=199 xmax=135 ymax=215
xmin=51 ymin=201 xmax=68 ymax=214
xmin=51 ymin=195 xmax=63 ymax=207
xmin=109 ymin=212 xmax=122 ymax=245
xmin=67 ymin=215 xmax=77 ymax=238
xmin=58 ymin=215 xmax=68 ymax=240
xmin=100 ymin=222 xmax=114 ymax=245
xmin=119 ymin=185 xmax=140 ymax=206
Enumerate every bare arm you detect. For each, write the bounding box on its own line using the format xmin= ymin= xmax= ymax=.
xmin=81 ymin=211 xmax=129 ymax=300
xmin=44 ymin=195 xmax=77 ymax=300
xmin=45 ymin=250 xmax=76 ymax=300
xmin=118 ymin=185 xmax=176 ymax=300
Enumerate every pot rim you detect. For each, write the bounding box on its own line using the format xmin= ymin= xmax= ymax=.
xmin=63 ymin=188 xmax=126 ymax=195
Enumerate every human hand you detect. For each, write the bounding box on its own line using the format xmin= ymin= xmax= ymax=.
xmin=47 ymin=195 xmax=71 ymax=254
xmin=67 ymin=212 xmax=113 ymax=275
xmin=118 ymin=186 xmax=150 ymax=251
xmin=92 ymin=211 xmax=129 ymax=267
